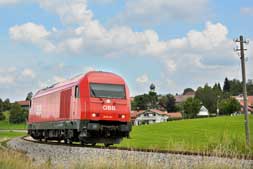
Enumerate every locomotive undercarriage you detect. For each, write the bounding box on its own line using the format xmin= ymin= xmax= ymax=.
xmin=28 ymin=120 xmax=131 ymax=146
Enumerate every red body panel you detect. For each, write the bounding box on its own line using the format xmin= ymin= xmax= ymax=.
xmin=29 ymin=71 xmax=131 ymax=124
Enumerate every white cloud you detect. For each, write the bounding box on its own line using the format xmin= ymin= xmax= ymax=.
xmin=166 ymin=60 xmax=177 ymax=72
xmin=22 ymin=68 xmax=36 ymax=78
xmin=0 ymin=0 xmax=20 ymax=5
xmin=57 ymin=63 xmax=65 ymax=69
xmin=92 ymin=0 xmax=116 ymax=4
xmin=114 ymin=0 xmax=209 ymax=25
xmin=9 ymin=22 xmax=50 ymax=42
xmin=7 ymin=0 xmax=246 ymax=96
xmin=38 ymin=0 xmax=93 ymax=25
xmin=136 ymin=74 xmax=149 ymax=84
xmin=0 ymin=67 xmax=16 ymax=73
xmin=0 ymin=76 xmax=15 ymax=84
xmin=9 ymin=22 xmax=55 ymax=52
xmin=240 ymin=7 xmax=253 ymax=15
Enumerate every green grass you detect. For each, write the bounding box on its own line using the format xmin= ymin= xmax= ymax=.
xmin=118 ymin=115 xmax=253 ymax=156
xmin=0 ymin=121 xmax=27 ymax=130
xmin=0 ymin=111 xmax=27 ymax=130
xmin=0 ymin=131 xmax=25 ymax=139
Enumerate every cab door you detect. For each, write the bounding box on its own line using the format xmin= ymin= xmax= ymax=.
xmin=72 ymin=85 xmax=80 ymax=119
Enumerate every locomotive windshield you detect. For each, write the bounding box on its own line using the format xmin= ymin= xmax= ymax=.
xmin=90 ymin=83 xmax=126 ymax=99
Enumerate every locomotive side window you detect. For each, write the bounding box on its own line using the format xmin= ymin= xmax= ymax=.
xmin=90 ymin=83 xmax=126 ymax=99
xmin=75 ymin=85 xmax=80 ymax=98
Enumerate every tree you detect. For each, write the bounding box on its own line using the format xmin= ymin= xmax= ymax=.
xmin=0 ymin=111 xmax=5 ymax=120
xmin=183 ymin=98 xmax=201 ymax=118
xmin=166 ymin=94 xmax=176 ymax=112
xmin=148 ymin=91 xmax=158 ymax=109
xmin=0 ymin=98 xmax=3 ymax=112
xmin=132 ymin=94 xmax=151 ymax=110
xmin=217 ymin=83 xmax=222 ymax=92
xmin=229 ymin=79 xmax=242 ymax=96
xmin=213 ymin=83 xmax=222 ymax=94
xmin=218 ymin=98 xmax=241 ymax=115
xmin=0 ymin=98 xmax=5 ymax=120
xmin=158 ymin=94 xmax=176 ymax=112
xmin=247 ymin=82 xmax=253 ymax=95
xmin=183 ymin=88 xmax=194 ymax=95
xmin=223 ymin=77 xmax=230 ymax=93
xmin=2 ymin=98 xmax=11 ymax=112
xmin=195 ymin=84 xmax=218 ymax=114
xmin=9 ymin=103 xmax=26 ymax=123
xmin=26 ymin=92 xmax=33 ymax=101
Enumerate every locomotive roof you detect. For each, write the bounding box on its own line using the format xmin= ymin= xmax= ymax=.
xmin=33 ymin=71 xmax=124 ymax=98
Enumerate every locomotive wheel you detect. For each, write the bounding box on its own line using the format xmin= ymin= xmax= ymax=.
xmin=68 ymin=139 xmax=73 ymax=144
xmin=104 ymin=144 xmax=112 ymax=147
xmin=81 ymin=141 xmax=87 ymax=146
xmin=64 ymin=139 xmax=72 ymax=144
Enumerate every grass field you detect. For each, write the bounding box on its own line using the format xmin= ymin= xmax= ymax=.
xmin=0 ymin=111 xmax=27 ymax=130
xmin=118 ymin=115 xmax=253 ymax=156
xmin=0 ymin=121 xmax=27 ymax=130
xmin=0 ymin=131 xmax=25 ymax=139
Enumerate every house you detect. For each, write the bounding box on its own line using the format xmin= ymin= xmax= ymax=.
xmin=16 ymin=100 xmax=30 ymax=110
xmin=131 ymin=109 xmax=182 ymax=126
xmin=197 ymin=106 xmax=209 ymax=116
xmin=233 ymin=95 xmax=253 ymax=113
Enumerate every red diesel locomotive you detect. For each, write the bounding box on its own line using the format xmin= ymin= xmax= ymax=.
xmin=28 ymin=71 xmax=132 ymax=146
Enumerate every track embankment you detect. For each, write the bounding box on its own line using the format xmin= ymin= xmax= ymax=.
xmin=6 ymin=137 xmax=253 ymax=169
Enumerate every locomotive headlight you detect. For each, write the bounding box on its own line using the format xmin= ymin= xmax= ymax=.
xmin=92 ymin=113 xmax=97 ymax=117
xmin=121 ymin=115 xmax=126 ymax=119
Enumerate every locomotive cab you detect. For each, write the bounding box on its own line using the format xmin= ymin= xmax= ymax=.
xmin=79 ymin=74 xmax=132 ymax=145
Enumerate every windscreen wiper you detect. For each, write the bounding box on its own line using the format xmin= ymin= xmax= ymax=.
xmin=91 ymin=88 xmax=96 ymax=97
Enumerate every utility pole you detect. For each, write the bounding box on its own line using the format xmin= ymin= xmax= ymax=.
xmin=234 ymin=35 xmax=250 ymax=146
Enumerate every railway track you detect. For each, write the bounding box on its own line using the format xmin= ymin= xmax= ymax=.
xmin=22 ymin=136 xmax=253 ymax=161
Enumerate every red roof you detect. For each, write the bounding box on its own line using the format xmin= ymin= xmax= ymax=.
xmin=233 ymin=96 xmax=253 ymax=106
xmin=167 ymin=112 xmax=183 ymax=118
xmin=131 ymin=110 xmax=145 ymax=119
xmin=16 ymin=100 xmax=30 ymax=106
xmin=248 ymin=96 xmax=253 ymax=106
xmin=175 ymin=95 xmax=194 ymax=103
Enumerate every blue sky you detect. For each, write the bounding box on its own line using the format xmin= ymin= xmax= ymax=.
xmin=0 ymin=0 xmax=253 ymax=101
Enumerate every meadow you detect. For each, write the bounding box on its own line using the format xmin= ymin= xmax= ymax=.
xmin=118 ymin=115 xmax=253 ymax=157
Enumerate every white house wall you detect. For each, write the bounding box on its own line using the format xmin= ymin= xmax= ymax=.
xmin=134 ymin=113 xmax=169 ymax=126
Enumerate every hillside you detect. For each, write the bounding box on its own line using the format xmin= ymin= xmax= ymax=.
xmin=118 ymin=115 xmax=253 ymax=156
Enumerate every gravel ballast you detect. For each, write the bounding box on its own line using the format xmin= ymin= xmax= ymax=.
xmin=7 ymin=137 xmax=253 ymax=169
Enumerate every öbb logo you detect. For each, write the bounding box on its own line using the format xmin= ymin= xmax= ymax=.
xmin=103 ymin=105 xmax=116 ymax=111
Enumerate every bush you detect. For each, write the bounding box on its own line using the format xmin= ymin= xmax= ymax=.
xmin=218 ymin=98 xmax=241 ymax=115
xmin=0 ymin=111 xmax=5 ymax=120
xmin=9 ymin=103 xmax=26 ymax=124
xmin=183 ymin=98 xmax=201 ymax=118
